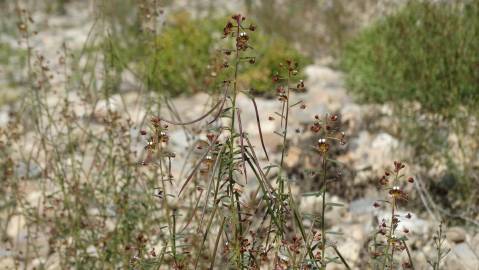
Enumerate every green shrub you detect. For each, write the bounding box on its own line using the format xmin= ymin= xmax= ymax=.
xmin=240 ymin=32 xmax=311 ymax=96
xmin=111 ymin=12 xmax=310 ymax=97
xmin=341 ymin=0 xmax=479 ymax=118
xmin=341 ymin=1 xmax=479 ymax=211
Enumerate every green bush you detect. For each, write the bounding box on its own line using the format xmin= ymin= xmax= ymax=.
xmin=341 ymin=1 xmax=479 ymax=211
xmin=341 ymin=0 xmax=479 ymax=118
xmin=111 ymin=12 xmax=310 ymax=97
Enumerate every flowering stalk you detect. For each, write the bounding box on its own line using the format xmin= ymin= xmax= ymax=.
xmin=310 ymin=114 xmax=346 ymax=267
xmin=373 ymin=161 xmax=415 ymax=270
xmin=224 ymin=13 xmax=256 ymax=268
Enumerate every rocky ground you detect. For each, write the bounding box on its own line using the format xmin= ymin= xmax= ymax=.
xmin=1 ymin=1 xmax=478 ymax=269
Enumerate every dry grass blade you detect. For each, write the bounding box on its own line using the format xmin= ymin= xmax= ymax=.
xmin=332 ymin=245 xmax=352 ymax=270
xmin=251 ymin=97 xmax=270 ymax=161
xmin=244 ymin=136 xmax=274 ymax=193
xmin=178 ymin=143 xmax=215 ymax=196
xmin=236 ymin=109 xmax=248 ymax=183
xmin=402 ymin=240 xmax=415 ymax=270
xmin=161 ymin=88 xmax=228 ymax=126
xmin=209 ymin=217 xmax=226 ymax=269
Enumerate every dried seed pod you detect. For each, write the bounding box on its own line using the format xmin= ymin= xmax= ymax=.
xmin=223 ymin=21 xmax=234 ymax=37
xmin=310 ymin=122 xmax=321 ymax=133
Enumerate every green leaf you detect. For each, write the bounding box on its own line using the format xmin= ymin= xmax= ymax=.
xmin=326 ymin=202 xmax=345 ymax=207
xmin=302 ymin=191 xmax=323 ymax=197
xmin=326 ymin=231 xmax=344 ymax=235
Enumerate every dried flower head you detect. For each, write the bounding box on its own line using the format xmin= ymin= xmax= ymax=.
xmin=223 ymin=21 xmax=234 ymax=37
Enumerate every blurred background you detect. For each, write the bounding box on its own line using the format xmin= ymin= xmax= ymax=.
xmin=0 ymin=0 xmax=478 ymax=269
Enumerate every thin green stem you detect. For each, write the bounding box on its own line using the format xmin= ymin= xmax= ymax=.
xmin=381 ymin=197 xmax=396 ymax=270
xmin=210 ymin=217 xmax=226 ymax=269
xmin=226 ymin=20 xmax=243 ymax=268
xmin=321 ymin=154 xmax=327 ymax=266
xmin=278 ymin=71 xmax=291 ymax=196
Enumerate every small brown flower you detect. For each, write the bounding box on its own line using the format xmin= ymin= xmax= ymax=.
xmin=317 ymin=138 xmax=329 ymax=154
xmin=236 ymin=32 xmax=249 ymax=51
xmin=393 ymin=161 xmax=406 ymax=172
xmin=389 ymin=186 xmax=407 ymax=201
xmin=159 ymin=131 xmax=169 ymax=143
xmin=232 ymin=14 xmax=243 ymax=23
xmin=272 ymin=74 xmax=280 ymax=83
xmin=388 ymin=235 xmax=399 ymax=244
xmin=296 ymin=80 xmax=305 ymax=90
xmin=206 ymin=133 xmax=216 ymax=143
xmin=204 ymin=155 xmax=214 ymax=166
xmin=277 ymin=94 xmax=287 ymax=102
xmin=379 ymin=176 xmax=389 ymax=185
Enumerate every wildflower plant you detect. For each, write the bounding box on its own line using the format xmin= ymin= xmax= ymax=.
xmin=427 ymin=221 xmax=450 ymax=270
xmin=305 ymin=113 xmax=348 ymax=268
xmin=135 ymin=14 xmax=280 ymax=269
xmin=372 ymin=161 xmax=415 ymax=269
xmin=2 ymin=4 xmax=447 ymax=269
xmin=134 ymin=13 xmax=353 ymax=269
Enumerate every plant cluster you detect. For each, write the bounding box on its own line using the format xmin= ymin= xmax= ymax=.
xmin=0 ymin=3 xmax=458 ymax=270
